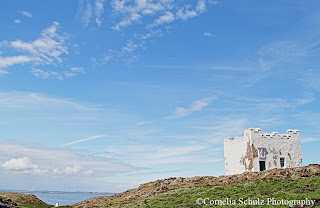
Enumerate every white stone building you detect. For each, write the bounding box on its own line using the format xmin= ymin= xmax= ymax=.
xmin=224 ymin=128 xmax=303 ymax=175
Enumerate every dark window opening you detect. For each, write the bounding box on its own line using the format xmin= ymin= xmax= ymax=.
xmin=280 ymin=158 xmax=285 ymax=168
xmin=259 ymin=161 xmax=266 ymax=171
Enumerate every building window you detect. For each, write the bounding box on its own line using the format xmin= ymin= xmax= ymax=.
xmin=258 ymin=148 xmax=267 ymax=159
xmin=280 ymin=158 xmax=285 ymax=168
xmin=259 ymin=161 xmax=266 ymax=171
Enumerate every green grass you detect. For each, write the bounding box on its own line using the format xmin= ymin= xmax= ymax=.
xmin=110 ymin=176 xmax=320 ymax=208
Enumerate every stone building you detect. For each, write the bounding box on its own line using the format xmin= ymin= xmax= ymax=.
xmin=224 ymin=128 xmax=303 ymax=175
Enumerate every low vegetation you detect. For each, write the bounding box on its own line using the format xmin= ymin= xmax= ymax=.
xmin=74 ymin=164 xmax=320 ymax=208
xmin=0 ymin=192 xmax=71 ymax=208
xmin=128 ymin=176 xmax=320 ymax=207
xmin=1 ymin=164 xmax=320 ymax=207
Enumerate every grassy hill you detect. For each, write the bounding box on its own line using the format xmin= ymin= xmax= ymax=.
xmin=0 ymin=192 xmax=75 ymax=208
xmin=73 ymin=164 xmax=320 ymax=208
xmin=0 ymin=192 xmax=71 ymax=208
xmin=1 ymin=164 xmax=320 ymax=207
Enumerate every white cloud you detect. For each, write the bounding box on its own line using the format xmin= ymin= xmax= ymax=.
xmin=31 ymin=68 xmax=63 ymax=80
xmin=2 ymin=157 xmax=37 ymax=171
xmin=1 ymin=22 xmax=86 ymax=79
xmin=0 ymin=69 xmax=8 ymax=77
xmin=19 ymin=10 xmax=32 ymax=18
xmin=77 ymin=0 xmax=107 ymax=27
xmin=95 ymin=0 xmax=106 ymax=26
xmin=30 ymin=66 xmax=85 ymax=80
xmin=0 ymin=142 xmax=135 ymax=177
xmin=83 ymin=169 xmax=94 ymax=175
xmin=62 ymin=135 xmax=105 ymax=146
xmin=204 ymin=32 xmax=214 ymax=37
xmin=64 ymin=66 xmax=85 ymax=78
xmin=64 ymin=164 xmax=81 ymax=175
xmin=77 ymin=0 xmax=93 ymax=27
xmin=110 ymin=0 xmax=209 ymax=30
xmin=1 ymin=157 xmax=49 ymax=175
xmin=122 ymin=40 xmax=139 ymax=52
xmin=149 ymin=11 xmax=174 ymax=27
xmin=112 ymin=12 xmax=141 ymax=31
xmin=196 ymin=0 xmax=206 ymax=12
xmin=0 ymin=55 xmax=34 ymax=68
xmin=176 ymin=8 xmax=197 ymax=20
xmin=14 ymin=19 xmax=21 ymax=24
xmin=9 ymin=21 xmax=68 ymax=64
xmin=87 ymin=1 xmax=218 ymax=64
xmin=0 ymin=22 xmax=68 ymax=73
xmin=173 ymin=97 xmax=214 ymax=117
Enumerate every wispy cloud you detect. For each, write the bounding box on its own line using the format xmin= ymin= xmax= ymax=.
xmin=150 ymin=145 xmax=208 ymax=159
xmin=176 ymin=8 xmax=197 ymax=20
xmin=301 ymin=137 xmax=320 ymax=144
xmin=13 ymin=19 xmax=21 ymax=24
xmin=0 ymin=91 xmax=96 ymax=111
xmin=144 ymin=64 xmax=249 ymax=71
xmin=257 ymin=40 xmax=306 ymax=73
xmin=77 ymin=0 xmax=107 ymax=27
xmin=148 ymin=11 xmax=174 ymax=27
xmin=95 ymin=0 xmax=106 ymax=26
xmin=244 ymin=40 xmax=308 ymax=85
xmin=105 ymin=143 xmax=215 ymax=166
xmin=77 ymin=0 xmax=93 ymax=27
xmin=30 ymin=66 xmax=85 ymax=80
xmin=299 ymin=69 xmax=320 ymax=91
xmin=110 ymin=0 xmax=211 ymax=30
xmin=9 ymin=21 xmax=68 ymax=64
xmin=196 ymin=0 xmax=206 ymax=13
xmin=0 ymin=21 xmax=69 ymax=75
xmin=0 ymin=55 xmax=34 ymax=69
xmin=172 ymin=97 xmax=215 ymax=118
xmin=112 ymin=12 xmax=141 ymax=31
xmin=63 ymin=67 xmax=85 ymax=78
xmin=19 ymin=10 xmax=32 ymax=18
xmin=0 ymin=22 xmax=87 ymax=79
xmin=0 ymin=69 xmax=8 ymax=77
xmin=204 ymin=32 xmax=215 ymax=37
xmin=62 ymin=135 xmax=105 ymax=146
xmin=31 ymin=68 xmax=63 ymax=80
xmin=85 ymin=0 xmax=218 ymax=64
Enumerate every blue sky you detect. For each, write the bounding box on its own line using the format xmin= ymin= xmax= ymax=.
xmin=0 ymin=0 xmax=320 ymax=192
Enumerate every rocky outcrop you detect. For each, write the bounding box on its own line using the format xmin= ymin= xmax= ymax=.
xmin=0 ymin=192 xmax=51 ymax=208
xmin=72 ymin=164 xmax=320 ymax=208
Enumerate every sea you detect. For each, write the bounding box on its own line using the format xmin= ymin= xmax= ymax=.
xmin=0 ymin=190 xmax=115 ymax=206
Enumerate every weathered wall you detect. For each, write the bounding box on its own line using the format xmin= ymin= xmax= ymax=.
xmin=224 ymin=136 xmax=249 ymax=175
xmin=224 ymin=128 xmax=303 ymax=175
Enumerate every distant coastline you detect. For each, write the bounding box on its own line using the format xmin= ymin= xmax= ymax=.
xmin=0 ymin=189 xmax=115 ymax=195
